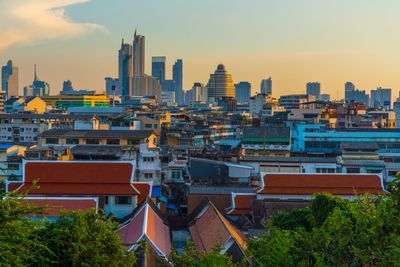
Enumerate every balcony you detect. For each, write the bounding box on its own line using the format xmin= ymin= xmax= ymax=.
xmin=242 ymin=144 xmax=291 ymax=151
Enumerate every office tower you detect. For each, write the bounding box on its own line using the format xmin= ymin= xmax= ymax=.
xmin=279 ymin=94 xmax=315 ymax=110
xmin=260 ymin=77 xmax=272 ymax=95
xmin=133 ymin=29 xmax=145 ymax=77
xmin=161 ymin=80 xmax=175 ymax=92
xmin=118 ymin=29 xmax=160 ymax=98
xmin=306 ymin=82 xmax=321 ymax=100
xmin=235 ymin=82 xmax=251 ymax=103
xmin=173 ymin=59 xmax=183 ymax=105
xmin=344 ymin=82 xmax=369 ymax=106
xmin=105 ymin=77 xmax=121 ymax=96
xmin=29 ymin=65 xmax=50 ymax=96
xmin=207 ymin=64 xmax=235 ymax=101
xmin=118 ymin=38 xmax=133 ymax=96
xmin=152 ymin=56 xmax=166 ymax=83
xmin=1 ymin=60 xmax=19 ymax=99
xmin=345 ymin=81 xmax=355 ymax=93
xmin=62 ymin=80 xmax=74 ymax=93
xmin=371 ymin=87 xmax=392 ymax=109
xmin=185 ymin=82 xmax=207 ymax=106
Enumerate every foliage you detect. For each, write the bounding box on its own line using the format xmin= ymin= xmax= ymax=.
xmin=248 ymin=191 xmax=400 ymax=267
xmin=40 ymin=210 xmax=136 ymax=267
xmin=169 ymin=240 xmax=238 ymax=267
xmin=0 ymin=189 xmax=136 ymax=267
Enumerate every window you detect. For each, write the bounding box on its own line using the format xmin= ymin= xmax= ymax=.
xmin=144 ymin=173 xmax=153 ymax=179
xmin=86 ymin=139 xmax=100 ymax=145
xmin=7 ymin=163 xmax=19 ymax=170
xmin=107 ymin=139 xmax=120 ymax=145
xmin=128 ymin=139 xmax=140 ymax=145
xmin=143 ymin=157 xmax=154 ymax=162
xmin=171 ymin=171 xmax=181 ymax=180
xmin=347 ymin=167 xmax=360 ymax=174
xmin=115 ymin=196 xmax=131 ymax=205
xmin=145 ymin=123 xmax=152 ymax=129
xmin=46 ymin=138 xmax=59 ymax=144
xmin=154 ymin=124 xmax=158 ymax=129
xmin=66 ymin=138 xmax=79 ymax=145
xmin=104 ymin=196 xmax=109 ymax=205
xmin=33 ymin=128 xmax=38 ymax=132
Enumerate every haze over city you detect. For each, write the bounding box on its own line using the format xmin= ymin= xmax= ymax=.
xmin=2 ymin=0 xmax=400 ymax=98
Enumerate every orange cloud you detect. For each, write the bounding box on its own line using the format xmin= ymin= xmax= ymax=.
xmin=0 ymin=0 xmax=104 ymax=51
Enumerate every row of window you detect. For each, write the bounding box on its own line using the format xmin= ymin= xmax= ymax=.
xmin=46 ymin=138 xmax=142 ymax=145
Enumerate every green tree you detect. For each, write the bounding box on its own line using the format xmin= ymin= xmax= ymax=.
xmin=169 ymin=241 xmax=238 ymax=267
xmin=40 ymin=210 xmax=136 ymax=267
xmin=247 ymin=191 xmax=400 ymax=267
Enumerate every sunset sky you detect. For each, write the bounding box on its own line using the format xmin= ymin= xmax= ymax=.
xmin=1 ymin=0 xmax=400 ymax=99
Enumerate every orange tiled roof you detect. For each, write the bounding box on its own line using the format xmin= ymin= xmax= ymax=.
xmin=226 ymin=193 xmax=256 ymax=216
xmin=8 ymin=161 xmax=140 ymax=196
xmin=118 ymin=200 xmax=171 ymax=257
xmin=24 ymin=197 xmax=98 ymax=216
xmin=132 ymin=182 xmax=152 ymax=205
xmin=258 ymin=173 xmax=387 ymax=195
xmin=189 ymin=202 xmax=247 ymax=253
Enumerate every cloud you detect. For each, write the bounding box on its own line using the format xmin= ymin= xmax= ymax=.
xmin=0 ymin=0 xmax=104 ymax=51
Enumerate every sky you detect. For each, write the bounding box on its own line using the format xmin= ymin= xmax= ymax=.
xmin=1 ymin=0 xmax=400 ymax=99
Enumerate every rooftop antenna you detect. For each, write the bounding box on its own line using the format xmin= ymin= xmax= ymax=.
xmin=34 ymin=64 xmax=38 ymax=81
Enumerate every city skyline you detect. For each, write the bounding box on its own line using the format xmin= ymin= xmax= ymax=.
xmin=2 ymin=0 xmax=400 ymax=98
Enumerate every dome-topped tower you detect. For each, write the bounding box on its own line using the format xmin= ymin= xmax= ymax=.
xmin=207 ymin=64 xmax=235 ymax=99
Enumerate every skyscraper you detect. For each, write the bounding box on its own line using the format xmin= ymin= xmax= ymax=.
xmin=371 ymin=87 xmax=392 ymax=109
xmin=118 ymin=38 xmax=133 ymax=97
xmin=207 ymin=64 xmax=235 ymax=101
xmin=118 ymin=29 xmax=160 ymax=98
xmin=260 ymin=77 xmax=272 ymax=96
xmin=306 ymin=82 xmax=321 ymax=100
xmin=173 ymin=59 xmax=183 ymax=105
xmin=152 ymin=56 xmax=166 ymax=83
xmin=24 ymin=65 xmax=50 ymax=97
xmin=133 ymin=29 xmax=145 ymax=77
xmin=1 ymin=60 xmax=18 ymax=99
xmin=235 ymin=82 xmax=251 ymax=103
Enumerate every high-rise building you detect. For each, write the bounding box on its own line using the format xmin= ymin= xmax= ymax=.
xmin=306 ymin=82 xmax=321 ymax=100
xmin=371 ymin=87 xmax=392 ymax=109
xmin=393 ymin=93 xmax=400 ymax=128
xmin=260 ymin=77 xmax=272 ymax=95
xmin=344 ymin=82 xmax=369 ymax=106
xmin=207 ymin=64 xmax=235 ymax=101
xmin=235 ymin=82 xmax=251 ymax=104
xmin=320 ymin=94 xmax=330 ymax=102
xmin=24 ymin=65 xmax=50 ymax=97
xmin=62 ymin=80 xmax=74 ymax=93
xmin=279 ymin=94 xmax=315 ymax=110
xmin=185 ymin=82 xmax=207 ymax=106
xmin=345 ymin=81 xmax=355 ymax=93
xmin=173 ymin=59 xmax=183 ymax=105
xmin=152 ymin=56 xmax=166 ymax=83
xmin=118 ymin=29 xmax=160 ymax=98
xmin=1 ymin=60 xmax=18 ymax=99
xmin=133 ymin=29 xmax=145 ymax=77
xmin=118 ymin=39 xmax=133 ymax=97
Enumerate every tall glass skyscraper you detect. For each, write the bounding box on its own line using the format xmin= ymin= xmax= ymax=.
xmin=235 ymin=82 xmax=251 ymax=104
xmin=173 ymin=59 xmax=183 ymax=105
xmin=152 ymin=56 xmax=166 ymax=83
xmin=118 ymin=39 xmax=133 ymax=97
xmin=306 ymin=82 xmax=321 ymax=100
xmin=1 ymin=60 xmax=18 ymax=99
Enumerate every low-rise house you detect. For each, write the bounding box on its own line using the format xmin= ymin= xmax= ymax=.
xmin=241 ymin=127 xmax=291 ymax=157
xmin=6 ymin=160 xmax=151 ymax=219
xmin=40 ymin=129 xmax=157 ymax=148
xmin=189 ymin=158 xmax=253 ymax=185
xmin=137 ymin=144 xmax=161 ymax=185
xmin=118 ymin=199 xmax=171 ymax=267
